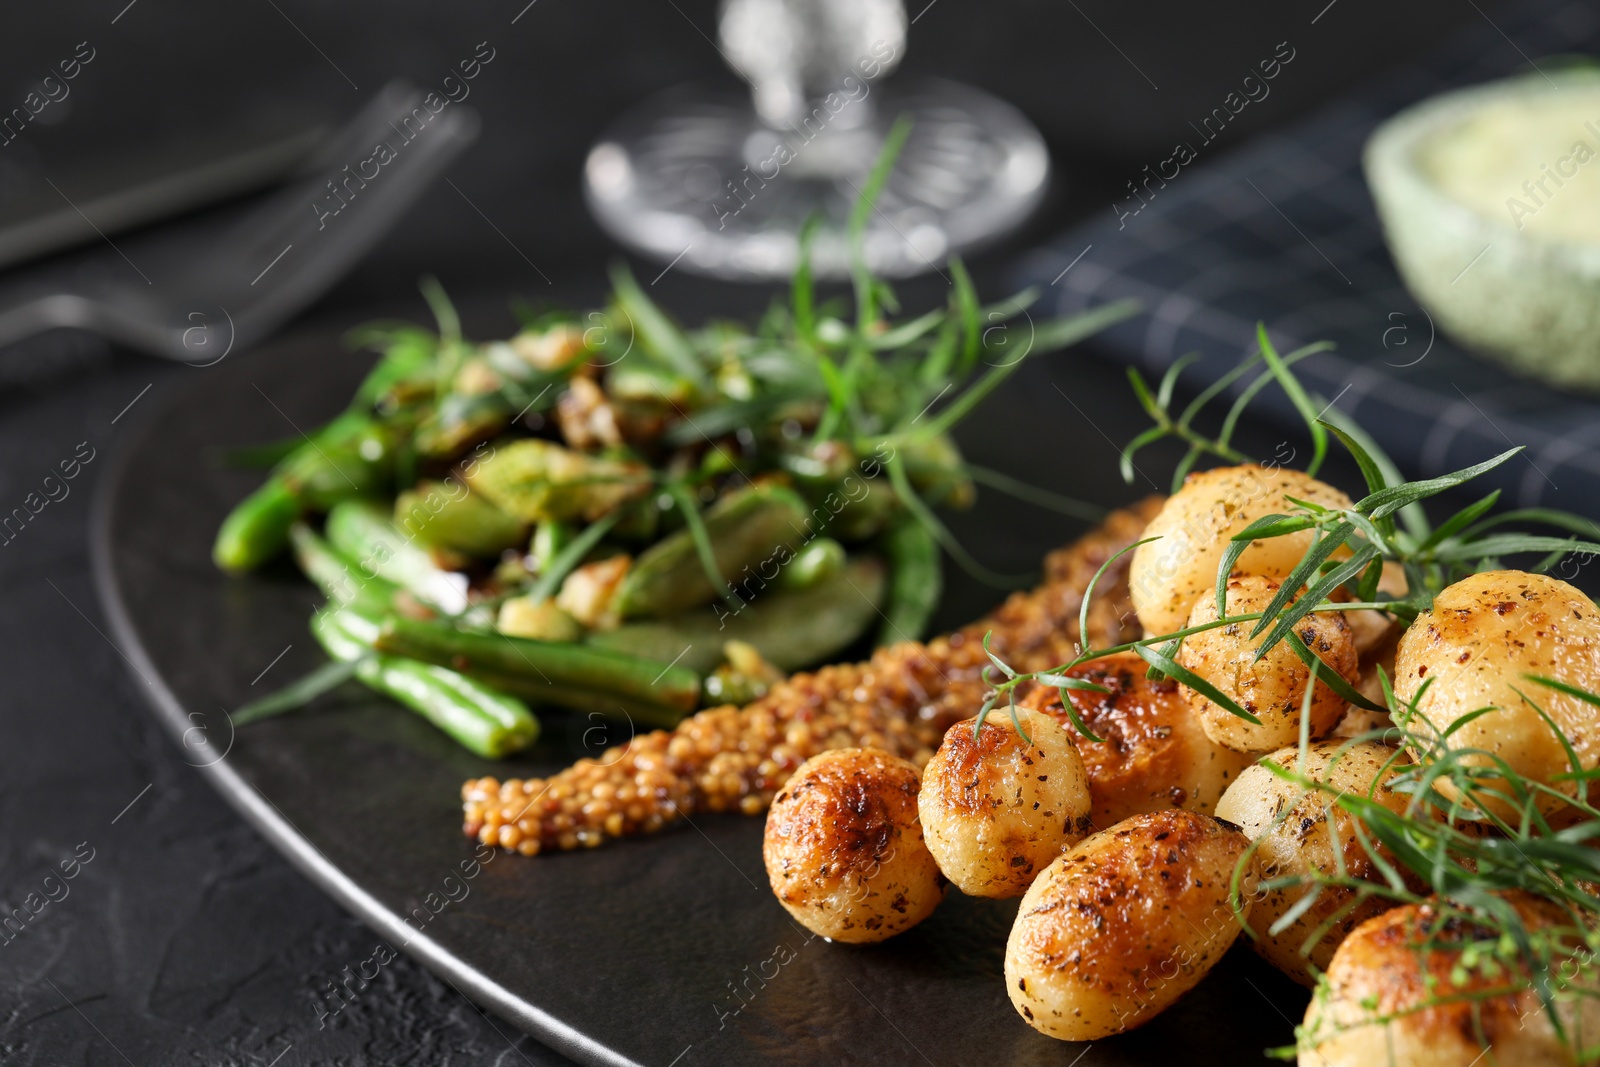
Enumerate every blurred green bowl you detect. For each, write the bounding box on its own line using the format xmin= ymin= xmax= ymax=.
xmin=1365 ymin=70 xmax=1600 ymax=391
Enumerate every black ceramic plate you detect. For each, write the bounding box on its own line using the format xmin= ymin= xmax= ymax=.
xmin=93 ymin=332 xmax=1312 ymax=1066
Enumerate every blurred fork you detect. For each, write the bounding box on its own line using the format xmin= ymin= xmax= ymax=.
xmin=0 ymin=81 xmax=478 ymax=364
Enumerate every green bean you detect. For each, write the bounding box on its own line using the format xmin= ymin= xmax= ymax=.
xmin=354 ymin=657 xmax=539 ymax=758
xmin=310 ymin=599 xmax=387 ymax=660
xmin=458 ymin=669 xmax=691 ymax=729
xmin=393 ymin=481 xmax=525 ymax=557
xmin=875 ymin=517 xmax=941 ymax=644
xmin=614 ymin=485 xmax=810 ymax=619
xmin=277 ymin=416 xmax=396 ymax=510
xmin=777 ymin=537 xmax=844 ymax=590
xmin=324 ymin=499 xmax=470 ymax=615
xmin=214 ymin=407 xmax=406 ymax=573
xmin=288 ymin=522 xmax=400 ymax=608
xmin=593 ymin=556 xmax=886 ymax=673
xmin=214 ymin=477 xmax=301 ymax=572
xmin=372 ymin=615 xmax=702 ymax=714
xmin=311 ymin=604 xmax=539 ymax=758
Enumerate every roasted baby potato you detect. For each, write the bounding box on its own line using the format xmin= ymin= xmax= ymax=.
xmin=763 ymin=748 xmax=945 ymax=943
xmin=1394 ymin=570 xmax=1600 ymax=816
xmin=1179 ymin=573 xmax=1359 ymax=752
xmin=1005 ymin=809 xmax=1251 ymax=1040
xmin=1021 ymin=652 xmax=1252 ymax=827
xmin=918 ymin=708 xmax=1092 ymax=898
xmin=1299 ymin=891 xmax=1600 ymax=1066
xmin=1215 ymin=740 xmax=1413 ymax=986
xmin=1129 ymin=465 xmax=1355 ymax=636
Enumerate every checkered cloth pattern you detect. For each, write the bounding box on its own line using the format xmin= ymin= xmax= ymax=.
xmin=1016 ymin=0 xmax=1600 ymax=516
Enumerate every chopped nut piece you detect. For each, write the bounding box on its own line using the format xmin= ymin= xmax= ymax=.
xmin=497 ymin=596 xmax=584 ymax=642
xmin=556 ymin=555 xmax=632 ymax=630
xmin=511 ymin=323 xmax=588 ymax=373
xmin=556 ymin=376 xmax=623 ymax=450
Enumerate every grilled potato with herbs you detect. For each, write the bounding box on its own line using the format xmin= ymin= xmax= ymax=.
xmin=1394 ymin=570 xmax=1600 ymax=817
xmin=918 ymin=708 xmax=1093 ymax=899
xmin=1300 ymin=891 xmax=1600 ymax=1066
xmin=1215 ymin=740 xmax=1413 ymax=986
xmin=1005 ymin=809 xmax=1252 ymax=1040
xmin=1021 ymin=652 xmax=1252 ymax=827
xmin=1179 ymin=574 xmax=1359 ymax=752
xmin=763 ymin=748 xmax=945 ymax=943
xmin=1129 ymin=465 xmax=1355 ymax=636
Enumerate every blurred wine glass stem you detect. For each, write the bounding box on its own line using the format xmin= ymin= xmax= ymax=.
xmin=721 ymin=0 xmax=906 ymax=127
xmin=583 ymin=0 xmax=1047 ymax=279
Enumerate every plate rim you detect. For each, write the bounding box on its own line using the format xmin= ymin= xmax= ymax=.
xmin=88 ymin=355 xmax=637 ymax=1067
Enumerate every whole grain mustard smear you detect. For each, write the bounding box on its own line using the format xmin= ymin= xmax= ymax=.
xmin=1420 ymin=87 xmax=1600 ymax=244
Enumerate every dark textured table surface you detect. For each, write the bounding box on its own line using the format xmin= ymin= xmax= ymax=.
xmin=0 ymin=2 xmax=1496 ymax=1063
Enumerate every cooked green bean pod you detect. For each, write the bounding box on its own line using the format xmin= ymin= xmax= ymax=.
xmin=277 ymin=416 xmax=397 ymax=510
xmin=354 ymin=657 xmax=539 ymax=758
xmin=876 ymin=517 xmax=941 ymax=644
xmin=457 ymin=669 xmax=691 ymax=729
xmin=371 ymin=615 xmax=702 ymax=714
xmin=324 ymin=499 xmax=470 ymax=614
xmin=214 ymin=477 xmax=301 ymax=573
xmin=289 ymin=522 xmax=400 ymax=607
xmin=311 ymin=604 xmax=539 ymax=758
xmin=213 ymin=413 xmax=401 ymax=572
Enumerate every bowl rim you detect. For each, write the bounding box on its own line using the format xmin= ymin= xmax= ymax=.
xmin=1363 ymin=68 xmax=1600 ymax=275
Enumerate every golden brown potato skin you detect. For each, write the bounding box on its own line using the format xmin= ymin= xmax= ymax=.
xmin=763 ymin=748 xmax=945 ymax=943
xmin=1301 ymin=892 xmax=1600 ymax=1066
xmin=1021 ymin=652 xmax=1252 ymax=827
xmin=1130 ymin=465 xmax=1355 ymax=636
xmin=1005 ymin=809 xmax=1251 ymax=1041
xmin=918 ymin=709 xmax=1092 ymax=899
xmin=1215 ymin=741 xmax=1412 ymax=986
xmin=1179 ymin=574 xmax=1360 ymax=752
xmin=1395 ymin=570 xmax=1600 ymax=816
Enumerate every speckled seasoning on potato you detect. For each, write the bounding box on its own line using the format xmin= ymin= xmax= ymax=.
xmin=1216 ymin=740 xmax=1413 ymax=986
xmin=917 ymin=708 xmax=1092 ymax=898
xmin=1394 ymin=569 xmax=1600 ymax=816
xmin=1299 ymin=891 xmax=1600 ymax=1066
xmin=1004 ymin=809 xmax=1252 ymax=1040
xmin=1179 ymin=573 xmax=1359 ymax=753
xmin=1020 ymin=651 xmax=1252 ymax=827
xmin=763 ymin=748 xmax=945 ymax=943
xmin=1129 ymin=465 xmax=1355 ymax=636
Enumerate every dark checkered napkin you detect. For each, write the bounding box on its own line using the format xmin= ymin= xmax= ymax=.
xmin=1015 ymin=0 xmax=1600 ymax=517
